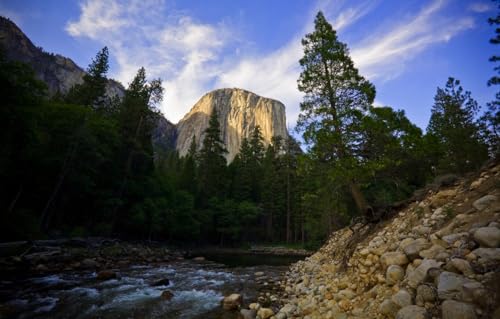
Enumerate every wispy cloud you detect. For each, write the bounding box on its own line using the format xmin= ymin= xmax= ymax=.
xmin=66 ymin=0 xmax=475 ymax=126
xmin=468 ymin=2 xmax=493 ymax=13
xmin=66 ymin=0 xmax=234 ymax=122
xmin=351 ymin=0 xmax=475 ymax=80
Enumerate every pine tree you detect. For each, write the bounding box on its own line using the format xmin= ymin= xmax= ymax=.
xmin=427 ymin=77 xmax=488 ymax=173
xmin=482 ymin=1 xmax=500 ymax=156
xmin=66 ymin=47 xmax=111 ymax=108
xmin=296 ymin=11 xmax=376 ymax=218
xmin=198 ymin=109 xmax=228 ymax=202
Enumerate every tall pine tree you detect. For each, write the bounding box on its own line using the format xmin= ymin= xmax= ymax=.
xmin=297 ymin=11 xmax=376 ymax=218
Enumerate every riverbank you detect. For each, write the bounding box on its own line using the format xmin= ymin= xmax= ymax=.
xmin=268 ymin=163 xmax=500 ymax=319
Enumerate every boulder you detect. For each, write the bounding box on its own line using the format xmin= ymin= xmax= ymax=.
xmin=442 ymin=232 xmax=469 ymax=245
xmin=472 ymin=248 xmax=500 ymax=264
xmin=472 ymin=194 xmax=497 ymax=211
xmin=222 ymin=293 xmax=242 ymax=310
xmin=392 ymin=290 xmax=413 ymax=308
xmin=445 ymin=258 xmax=473 ymax=276
xmin=407 ymin=259 xmax=442 ymax=288
xmin=240 ymin=309 xmax=256 ymax=319
xmin=396 ymin=305 xmax=427 ymax=319
xmin=441 ymin=300 xmax=477 ymax=319
xmin=437 ymin=271 xmax=480 ymax=300
xmin=380 ymin=252 xmax=409 ymax=268
xmin=419 ymin=244 xmax=445 ymax=259
xmin=386 ymin=265 xmax=405 ymax=285
xmin=403 ymin=238 xmax=430 ymax=260
xmin=257 ymin=307 xmax=274 ymax=319
xmin=473 ymin=227 xmax=500 ymax=247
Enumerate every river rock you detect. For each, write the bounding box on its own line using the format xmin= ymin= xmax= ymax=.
xmin=442 ymin=232 xmax=469 ymax=245
xmin=437 ymin=271 xmax=479 ymax=300
xmin=81 ymin=258 xmax=98 ymax=268
xmin=96 ymin=270 xmax=117 ymax=281
xmin=407 ymin=259 xmax=442 ymax=288
xmin=419 ymin=244 xmax=445 ymax=259
xmin=473 ymin=227 xmax=500 ymax=247
xmin=396 ymin=305 xmax=427 ymax=319
xmin=415 ymin=284 xmax=436 ymax=305
xmin=392 ymin=290 xmax=413 ymax=308
xmin=257 ymin=307 xmax=274 ymax=319
xmin=240 ymin=308 xmax=256 ymax=319
xmin=386 ymin=265 xmax=405 ymax=285
xmin=445 ymin=258 xmax=473 ymax=276
xmin=441 ymin=300 xmax=477 ymax=319
xmin=403 ymin=238 xmax=430 ymax=260
xmin=279 ymin=304 xmax=296 ymax=317
xmin=152 ymin=278 xmax=170 ymax=286
xmin=472 ymin=248 xmax=500 ymax=264
xmin=472 ymin=195 xmax=497 ymax=211
xmin=222 ymin=293 xmax=242 ymax=310
xmin=380 ymin=299 xmax=400 ymax=317
xmin=161 ymin=290 xmax=174 ymax=301
xmin=380 ymin=252 xmax=409 ymax=268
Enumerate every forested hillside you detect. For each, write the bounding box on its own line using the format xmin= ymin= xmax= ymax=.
xmin=0 ymin=8 xmax=498 ymax=250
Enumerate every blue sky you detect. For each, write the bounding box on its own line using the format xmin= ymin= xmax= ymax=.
xmin=1 ymin=0 xmax=497 ymax=130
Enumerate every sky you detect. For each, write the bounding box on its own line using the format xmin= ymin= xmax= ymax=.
xmin=1 ymin=0 xmax=498 ymax=130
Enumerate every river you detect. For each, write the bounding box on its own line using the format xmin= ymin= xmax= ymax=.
xmin=0 ymin=253 xmax=303 ymax=319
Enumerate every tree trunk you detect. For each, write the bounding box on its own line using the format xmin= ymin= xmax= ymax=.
xmin=266 ymin=211 xmax=273 ymax=242
xmin=286 ymin=160 xmax=291 ymax=243
xmin=40 ymin=141 xmax=78 ymax=232
xmin=7 ymin=184 xmax=23 ymax=213
xmin=349 ymin=182 xmax=372 ymax=219
xmin=111 ymin=115 xmax=144 ymax=233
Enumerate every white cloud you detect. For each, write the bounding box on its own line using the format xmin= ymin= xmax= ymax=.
xmin=351 ymin=0 xmax=475 ymax=80
xmin=469 ymin=2 xmax=493 ymax=13
xmin=66 ymin=0 xmax=233 ymax=122
xmin=66 ymin=0 xmax=475 ymax=127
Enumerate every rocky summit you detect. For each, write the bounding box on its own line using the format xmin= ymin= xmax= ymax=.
xmin=176 ymin=88 xmax=288 ymax=161
xmin=0 ymin=17 xmax=124 ymax=98
xmin=268 ymin=163 xmax=500 ymax=319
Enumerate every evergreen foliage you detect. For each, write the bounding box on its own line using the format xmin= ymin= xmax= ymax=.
xmin=0 ymin=16 xmax=497 ymax=248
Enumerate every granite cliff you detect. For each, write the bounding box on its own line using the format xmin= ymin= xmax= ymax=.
xmin=0 ymin=17 xmax=288 ymax=160
xmin=0 ymin=17 xmax=124 ymax=98
xmin=176 ymin=88 xmax=288 ymax=161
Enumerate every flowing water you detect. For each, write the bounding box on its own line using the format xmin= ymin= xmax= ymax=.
xmin=0 ymin=254 xmax=303 ymax=319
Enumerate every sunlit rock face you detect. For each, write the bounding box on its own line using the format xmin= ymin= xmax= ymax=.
xmin=176 ymin=88 xmax=288 ymax=161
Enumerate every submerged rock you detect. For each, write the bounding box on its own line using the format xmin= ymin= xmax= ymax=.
xmin=96 ymin=270 xmax=117 ymax=281
xmin=160 ymin=290 xmax=174 ymax=301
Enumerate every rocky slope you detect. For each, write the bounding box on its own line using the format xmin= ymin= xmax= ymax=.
xmin=243 ymin=163 xmax=500 ymax=319
xmin=0 ymin=16 xmax=124 ymax=98
xmin=176 ymin=88 xmax=288 ymax=161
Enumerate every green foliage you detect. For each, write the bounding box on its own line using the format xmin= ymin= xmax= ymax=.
xmin=65 ymin=47 xmax=111 ymax=108
xmin=296 ymin=11 xmax=376 ymax=216
xmin=427 ymin=77 xmax=488 ymax=173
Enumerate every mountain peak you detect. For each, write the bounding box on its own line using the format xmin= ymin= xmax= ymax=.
xmin=176 ymin=88 xmax=287 ymax=161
